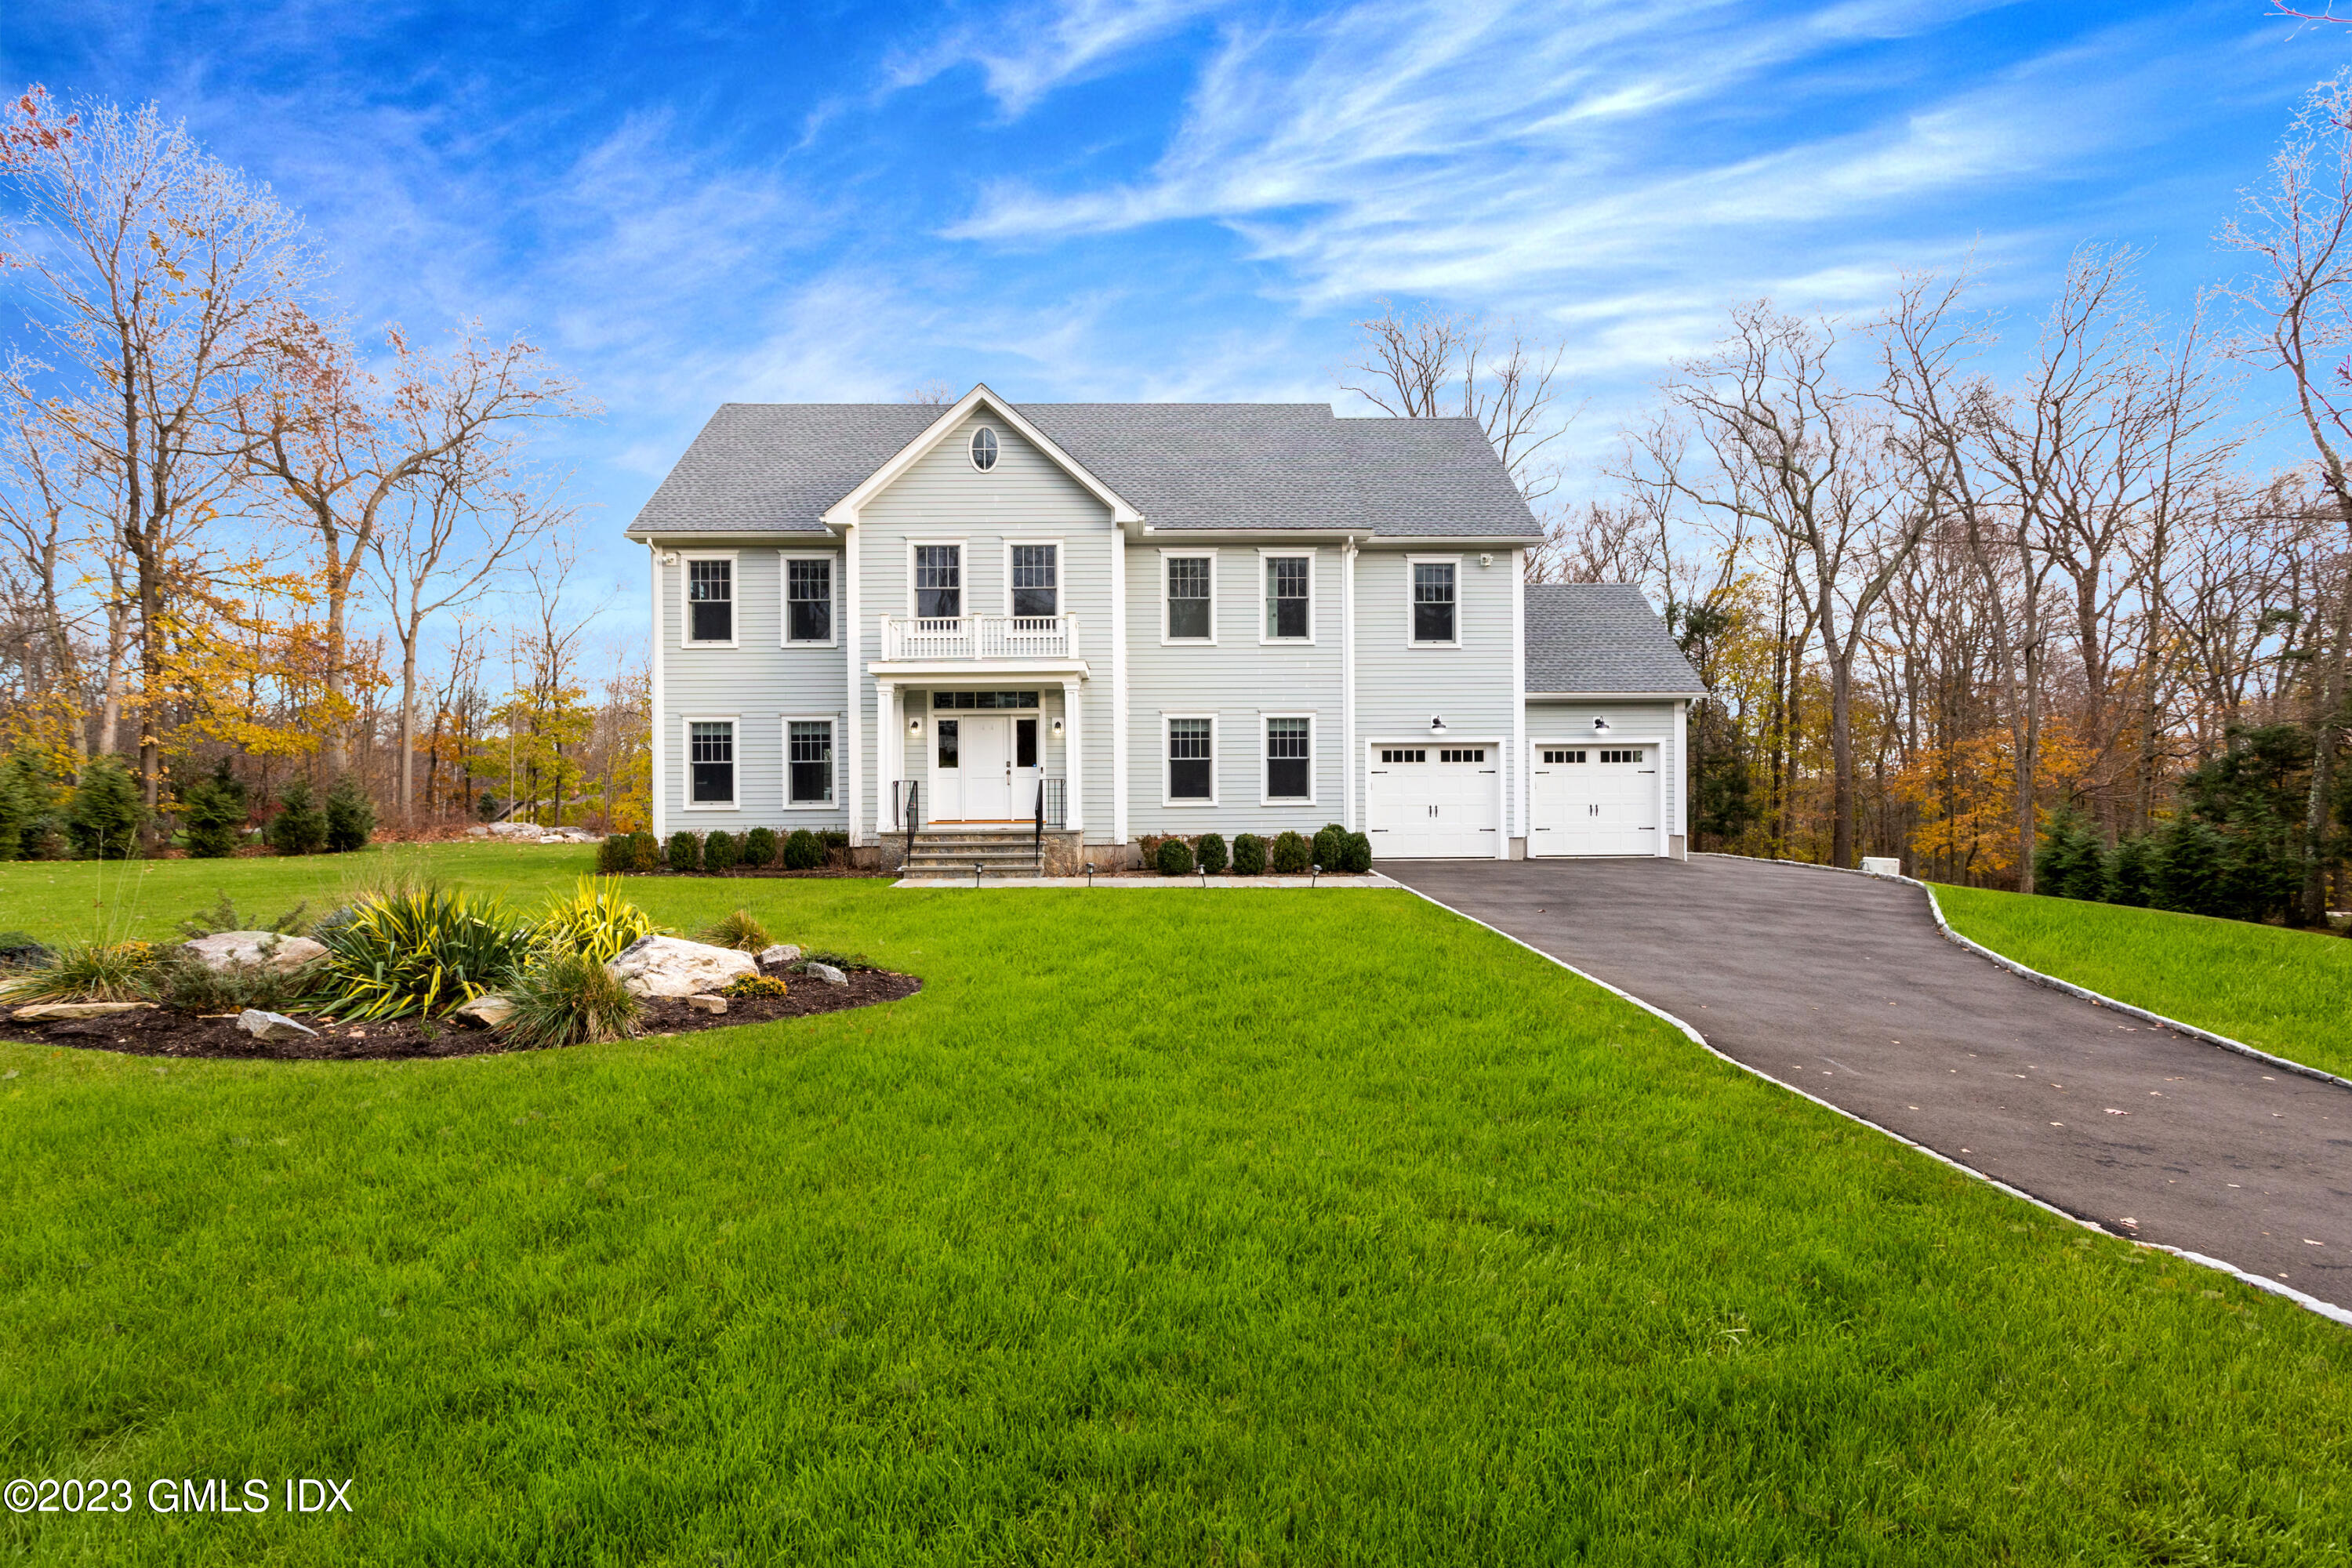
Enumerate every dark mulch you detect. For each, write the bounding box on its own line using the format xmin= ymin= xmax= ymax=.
xmin=2 ymin=968 xmax=923 ymax=1061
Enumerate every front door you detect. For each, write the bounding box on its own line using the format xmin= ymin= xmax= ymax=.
xmin=938 ymin=714 xmax=1016 ymax=820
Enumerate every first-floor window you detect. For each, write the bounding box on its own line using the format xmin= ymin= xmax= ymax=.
xmin=788 ymin=720 xmax=834 ymax=804
xmin=1168 ymin=717 xmax=1214 ymax=800
xmin=1266 ymin=717 xmax=1311 ymax=800
xmin=689 ymin=720 xmax=735 ymax=804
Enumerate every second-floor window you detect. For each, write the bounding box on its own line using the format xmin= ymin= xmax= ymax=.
xmin=1011 ymin=544 xmax=1058 ymax=618
xmin=786 ymin=558 xmax=832 ymax=643
xmin=1265 ymin=555 xmax=1309 ymax=640
xmin=1167 ymin=555 xmax=1212 ymax=641
xmin=916 ymin=545 xmax=961 ymax=619
xmin=688 ymin=558 xmax=732 ymax=643
xmin=1412 ymin=561 xmax=1457 ymax=645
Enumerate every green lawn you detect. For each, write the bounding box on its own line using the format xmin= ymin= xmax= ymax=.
xmin=3 ymin=848 xmax=2350 ymax=1564
xmin=1932 ymin=883 xmax=2352 ymax=1083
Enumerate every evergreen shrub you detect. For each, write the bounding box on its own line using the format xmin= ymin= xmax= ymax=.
xmin=67 ymin=753 xmax=143 ymax=858
xmin=180 ymin=761 xmax=248 ymax=859
xmin=267 ymin=779 xmax=328 ymax=857
xmin=1269 ymin=830 xmax=1311 ymax=874
xmin=325 ymin=774 xmax=375 ymax=853
xmin=1195 ymin=832 xmax=1229 ymax=874
xmin=1230 ymin=833 xmax=1266 ymax=876
xmin=743 ymin=827 xmax=779 ymax=868
xmin=666 ymin=831 xmax=702 ymax=873
xmin=703 ymin=829 xmax=741 ymax=873
xmin=782 ymin=829 xmax=825 ymax=870
xmin=1156 ymin=836 xmax=1195 ymax=876
xmin=1312 ymin=824 xmax=1345 ymax=873
xmin=1340 ymin=829 xmax=1373 ymax=873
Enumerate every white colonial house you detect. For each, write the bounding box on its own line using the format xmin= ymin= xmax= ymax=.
xmin=626 ymin=384 xmax=1704 ymax=872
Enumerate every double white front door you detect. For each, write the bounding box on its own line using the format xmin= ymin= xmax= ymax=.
xmin=935 ymin=714 xmax=1040 ymax=822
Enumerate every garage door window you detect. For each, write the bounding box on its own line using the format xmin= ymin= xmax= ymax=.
xmin=1168 ymin=717 xmax=1214 ymax=800
xmin=1600 ymin=748 xmax=1646 ymax=764
xmin=1266 ymin=717 xmax=1311 ymax=800
xmin=1542 ymin=750 xmax=1587 ymax=764
xmin=1438 ymin=747 xmax=1485 ymax=763
xmin=1379 ymin=747 xmax=1425 ymax=764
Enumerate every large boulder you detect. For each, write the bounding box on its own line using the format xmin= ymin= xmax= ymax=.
xmin=604 ymin=935 xmax=758 ymax=999
xmin=453 ymin=994 xmax=516 ymax=1029
xmin=182 ymin=931 xmax=328 ymax=975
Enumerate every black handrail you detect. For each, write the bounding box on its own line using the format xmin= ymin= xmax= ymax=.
xmin=1033 ymin=778 xmax=1044 ymax=864
xmin=901 ymin=780 xmax=920 ymax=870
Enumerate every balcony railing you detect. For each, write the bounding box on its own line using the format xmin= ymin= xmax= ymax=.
xmin=879 ymin=614 xmax=1078 ymax=662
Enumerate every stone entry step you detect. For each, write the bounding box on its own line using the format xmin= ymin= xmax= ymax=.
xmin=902 ymin=827 xmax=1044 ymax=876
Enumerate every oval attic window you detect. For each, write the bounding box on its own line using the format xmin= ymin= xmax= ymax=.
xmin=969 ymin=427 xmax=1000 ymax=471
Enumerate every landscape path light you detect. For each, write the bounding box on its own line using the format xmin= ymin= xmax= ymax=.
xmin=1083 ymin=860 xmax=1095 ymax=889
xmin=974 ymin=860 xmax=985 ymax=888
xmin=1311 ymin=862 xmax=1321 ymax=887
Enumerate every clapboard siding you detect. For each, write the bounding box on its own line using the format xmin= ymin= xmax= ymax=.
xmin=658 ymin=547 xmax=849 ymax=830
xmin=1123 ymin=544 xmax=1347 ymax=837
xmin=856 ymin=412 xmax=1117 ymax=836
xmin=1350 ymin=548 xmax=1521 ymax=836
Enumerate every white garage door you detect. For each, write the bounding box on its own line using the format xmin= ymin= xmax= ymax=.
xmin=1530 ymin=745 xmax=1659 ymax=856
xmin=1367 ymin=743 xmax=1500 ymax=858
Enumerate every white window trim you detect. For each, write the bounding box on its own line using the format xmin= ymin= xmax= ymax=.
xmin=1001 ymin=538 xmax=1065 ymax=619
xmin=780 ymin=714 xmax=839 ymax=809
xmin=1405 ymin=554 xmax=1463 ymax=649
xmin=1159 ymin=547 xmax=1218 ymax=645
xmin=1161 ymin=711 xmax=1219 ymax=807
xmin=1257 ymin=547 xmax=1316 ymax=645
xmin=967 ymin=425 xmax=1000 ymax=472
xmin=779 ymin=553 xmax=838 ymax=648
xmin=681 ymin=714 xmax=741 ymax=811
xmin=1258 ymin=710 xmax=1317 ymax=807
xmin=679 ymin=550 xmax=740 ymax=649
xmin=906 ymin=539 xmax=969 ymax=620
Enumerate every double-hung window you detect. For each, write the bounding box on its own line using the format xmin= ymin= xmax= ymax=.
xmin=1411 ymin=560 xmax=1457 ymax=645
xmin=1010 ymin=544 xmax=1058 ymax=618
xmin=915 ymin=545 xmax=962 ymax=619
xmin=786 ymin=558 xmax=833 ymax=643
xmin=1166 ymin=555 xmax=1212 ymax=641
xmin=1265 ymin=556 xmax=1310 ymax=641
xmin=786 ymin=719 xmax=834 ymax=804
xmin=1265 ymin=717 xmax=1312 ymax=801
xmin=687 ymin=558 xmax=734 ymax=644
xmin=1167 ymin=717 xmax=1214 ymax=801
xmin=688 ymin=720 xmax=735 ymax=805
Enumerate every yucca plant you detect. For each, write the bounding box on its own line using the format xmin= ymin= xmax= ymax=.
xmin=533 ymin=877 xmax=662 ymax=964
xmin=499 ymin=949 xmax=643 ymax=1051
xmin=0 ymin=939 xmax=157 ymax=1003
xmin=312 ymin=887 xmax=531 ymax=1021
xmin=693 ymin=908 xmax=771 ymax=953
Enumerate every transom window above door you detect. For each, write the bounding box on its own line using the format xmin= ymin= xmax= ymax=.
xmin=687 ymin=558 xmax=733 ymax=644
xmin=1010 ymin=544 xmax=1058 ymax=618
xmin=931 ymin=690 xmax=1039 ymax=709
xmin=1265 ymin=556 xmax=1309 ymax=640
xmin=914 ymin=545 xmax=962 ymax=619
xmin=1166 ymin=556 xmax=1212 ymax=641
xmin=786 ymin=557 xmax=833 ymax=643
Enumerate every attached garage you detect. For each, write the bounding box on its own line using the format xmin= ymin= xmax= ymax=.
xmin=1367 ymin=742 xmax=1501 ymax=858
xmin=1530 ymin=742 xmax=1661 ymax=856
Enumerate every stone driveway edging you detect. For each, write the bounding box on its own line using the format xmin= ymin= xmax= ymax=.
xmin=1700 ymin=853 xmax=2352 ymax=1095
xmin=1394 ymin=872 xmax=2352 ymax=1332
xmin=891 ymin=873 xmax=1403 ymax=890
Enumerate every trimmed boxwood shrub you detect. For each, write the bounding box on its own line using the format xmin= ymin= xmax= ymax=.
xmin=703 ymin=829 xmax=741 ymax=873
xmin=597 ymin=833 xmax=630 ymax=873
xmin=742 ymin=826 xmax=779 ymax=868
xmin=1195 ymin=832 xmax=1229 ymax=874
xmin=1229 ymin=833 xmax=1265 ymax=876
xmin=1269 ymin=829 xmax=1310 ymax=874
xmin=1156 ymin=835 xmax=1195 ymax=876
xmin=782 ymin=827 xmax=825 ymax=870
xmin=1340 ymin=829 xmax=1373 ymax=873
xmin=666 ymin=830 xmax=701 ymax=873
xmin=818 ymin=830 xmax=849 ymax=851
xmin=1312 ymin=824 xmax=1346 ymax=873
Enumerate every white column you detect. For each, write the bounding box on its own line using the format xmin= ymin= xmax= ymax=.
xmin=648 ymin=543 xmax=666 ymax=840
xmin=876 ymin=681 xmax=898 ymax=829
xmin=1110 ymin=523 xmax=1129 ymax=845
xmin=1062 ymin=677 xmax=1084 ymax=832
xmin=844 ymin=520 xmax=863 ymax=844
xmin=1341 ymin=536 xmax=1358 ymax=832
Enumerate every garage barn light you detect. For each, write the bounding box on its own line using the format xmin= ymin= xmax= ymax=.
xmin=1592 ymin=717 xmax=1611 ymax=734
xmin=1429 ymin=714 xmax=1448 ymax=734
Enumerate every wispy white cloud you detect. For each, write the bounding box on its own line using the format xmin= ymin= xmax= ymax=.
xmin=885 ymin=0 xmax=1226 ymax=115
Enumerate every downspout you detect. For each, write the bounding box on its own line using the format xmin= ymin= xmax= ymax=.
xmin=1112 ymin=517 xmax=1129 ymax=847
xmin=1342 ymin=535 xmax=1358 ymax=832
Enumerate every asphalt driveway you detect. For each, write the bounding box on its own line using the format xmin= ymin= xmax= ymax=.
xmin=1386 ymin=855 xmax=2352 ymax=1313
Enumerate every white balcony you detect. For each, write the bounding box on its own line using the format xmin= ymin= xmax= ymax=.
xmin=878 ymin=614 xmax=1079 ymax=663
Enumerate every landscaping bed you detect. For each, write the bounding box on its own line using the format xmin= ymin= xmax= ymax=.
xmin=3 ymin=967 xmax=921 ymax=1060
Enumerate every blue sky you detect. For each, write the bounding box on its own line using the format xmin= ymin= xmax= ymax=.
xmin=8 ymin=1 xmax=2350 ymax=639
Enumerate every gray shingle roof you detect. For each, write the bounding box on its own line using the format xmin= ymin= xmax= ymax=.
xmin=1525 ymin=583 xmax=1706 ymax=695
xmin=625 ymin=401 xmax=1541 ymax=540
